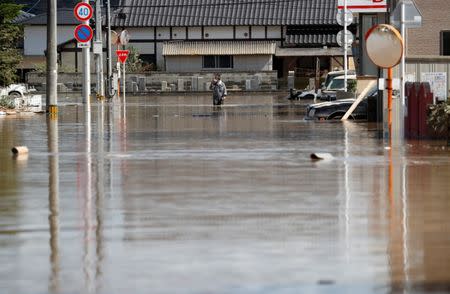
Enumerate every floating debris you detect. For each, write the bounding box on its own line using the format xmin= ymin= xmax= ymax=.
xmin=310 ymin=153 xmax=334 ymax=161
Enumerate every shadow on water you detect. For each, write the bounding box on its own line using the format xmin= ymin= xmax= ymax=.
xmin=0 ymin=94 xmax=450 ymax=293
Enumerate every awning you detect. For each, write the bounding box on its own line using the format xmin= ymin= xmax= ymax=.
xmin=275 ymin=47 xmax=352 ymax=57
xmin=163 ymin=41 xmax=277 ymax=56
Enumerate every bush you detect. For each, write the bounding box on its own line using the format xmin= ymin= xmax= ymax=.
xmin=427 ymin=100 xmax=450 ymax=133
xmin=0 ymin=95 xmax=15 ymax=109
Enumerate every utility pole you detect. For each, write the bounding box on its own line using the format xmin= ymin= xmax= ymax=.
xmin=344 ymin=0 xmax=348 ymax=92
xmin=106 ymin=0 xmax=113 ymax=98
xmin=82 ymin=0 xmax=91 ymax=104
xmin=46 ymin=0 xmax=58 ymax=114
xmin=95 ymin=0 xmax=105 ymax=97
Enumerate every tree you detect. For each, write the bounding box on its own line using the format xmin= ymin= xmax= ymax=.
xmin=0 ymin=0 xmax=23 ymax=87
xmin=125 ymin=46 xmax=156 ymax=73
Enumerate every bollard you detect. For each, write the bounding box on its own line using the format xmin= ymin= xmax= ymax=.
xmin=310 ymin=153 xmax=334 ymax=161
xmin=12 ymin=146 xmax=29 ymax=155
xmin=177 ymin=79 xmax=185 ymax=92
xmin=245 ymin=80 xmax=252 ymax=90
xmin=161 ymin=81 xmax=168 ymax=91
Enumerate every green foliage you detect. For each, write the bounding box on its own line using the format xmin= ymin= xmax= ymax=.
xmin=428 ymin=100 xmax=450 ymax=133
xmin=0 ymin=0 xmax=23 ymax=86
xmin=125 ymin=46 xmax=156 ymax=73
xmin=0 ymin=95 xmax=15 ymax=109
xmin=347 ymin=79 xmax=357 ymax=93
xmin=33 ymin=62 xmax=76 ymax=73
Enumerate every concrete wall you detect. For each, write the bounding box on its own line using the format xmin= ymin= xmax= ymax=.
xmin=166 ymin=56 xmax=203 ymax=72
xmin=204 ymin=27 xmax=234 ymax=39
xmin=166 ymin=55 xmax=273 ymax=72
xmin=24 ymin=25 xmax=75 ymax=55
xmin=234 ymin=55 xmax=273 ymax=71
xmin=122 ymin=26 xmax=282 ymax=41
xmin=407 ymin=0 xmax=450 ymax=56
xmin=392 ymin=56 xmax=450 ymax=99
xmin=188 ymin=27 xmax=202 ymax=39
xmin=26 ymin=71 xmax=279 ymax=92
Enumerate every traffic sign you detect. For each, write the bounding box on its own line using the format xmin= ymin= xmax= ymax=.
xmin=77 ymin=42 xmax=91 ymax=48
xmin=337 ymin=30 xmax=354 ymax=48
xmin=119 ymin=30 xmax=130 ymax=46
xmin=390 ymin=0 xmax=422 ymax=29
xmin=74 ymin=24 xmax=94 ymax=43
xmin=116 ymin=50 xmax=130 ymax=64
xmin=338 ymin=0 xmax=388 ymax=13
xmin=74 ymin=2 xmax=93 ymax=22
xmin=336 ymin=10 xmax=354 ymax=26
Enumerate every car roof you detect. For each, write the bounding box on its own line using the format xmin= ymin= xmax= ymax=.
xmin=333 ymin=75 xmax=357 ymax=80
xmin=328 ymin=70 xmax=356 ymax=76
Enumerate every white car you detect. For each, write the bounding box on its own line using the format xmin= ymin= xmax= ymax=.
xmin=318 ymin=75 xmax=357 ymax=101
xmin=0 ymin=84 xmax=35 ymax=98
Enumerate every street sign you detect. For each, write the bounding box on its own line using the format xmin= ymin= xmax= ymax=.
xmin=93 ymin=41 xmax=103 ymax=54
xmin=336 ymin=10 xmax=354 ymax=26
xmin=421 ymin=72 xmax=447 ymax=102
xmin=74 ymin=24 xmax=94 ymax=43
xmin=74 ymin=2 xmax=93 ymax=22
xmin=390 ymin=0 xmax=423 ymax=29
xmin=365 ymin=24 xmax=404 ymax=68
xmin=116 ymin=50 xmax=130 ymax=64
xmin=119 ymin=30 xmax=130 ymax=46
xmin=78 ymin=42 xmax=91 ymax=48
xmin=110 ymin=30 xmax=119 ymax=45
xmin=337 ymin=30 xmax=354 ymax=48
xmin=338 ymin=0 xmax=388 ymax=13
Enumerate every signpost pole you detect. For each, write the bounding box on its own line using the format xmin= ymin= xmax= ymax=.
xmin=106 ymin=0 xmax=113 ymax=99
xmin=82 ymin=0 xmax=91 ymax=105
xmin=344 ymin=0 xmax=348 ymax=92
xmin=95 ymin=0 xmax=105 ymax=97
xmin=123 ymin=52 xmax=126 ymax=105
xmin=46 ymin=0 xmax=58 ymax=114
xmin=398 ymin=0 xmax=407 ymax=142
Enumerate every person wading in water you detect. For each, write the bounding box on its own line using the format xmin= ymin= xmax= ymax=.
xmin=210 ymin=73 xmax=227 ymax=106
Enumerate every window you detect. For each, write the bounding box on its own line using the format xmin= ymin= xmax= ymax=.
xmin=202 ymin=55 xmax=234 ymax=69
xmin=441 ymin=31 xmax=450 ymax=56
xmin=140 ymin=54 xmax=156 ymax=65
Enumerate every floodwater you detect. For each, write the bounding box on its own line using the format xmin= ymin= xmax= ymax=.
xmin=1 ymin=94 xmax=450 ymax=294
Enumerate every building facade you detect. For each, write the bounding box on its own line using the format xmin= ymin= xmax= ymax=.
xmin=110 ymin=0 xmax=347 ymax=79
xmin=20 ymin=0 xmax=354 ymax=90
xmin=403 ymin=0 xmax=450 ymax=56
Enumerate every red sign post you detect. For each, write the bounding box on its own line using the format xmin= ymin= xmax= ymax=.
xmin=116 ymin=50 xmax=130 ymax=64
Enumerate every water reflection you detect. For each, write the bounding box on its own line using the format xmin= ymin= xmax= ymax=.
xmin=0 ymin=95 xmax=449 ymax=293
xmin=47 ymin=115 xmax=60 ymax=293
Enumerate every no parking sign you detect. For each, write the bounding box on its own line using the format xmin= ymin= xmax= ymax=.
xmin=74 ymin=24 xmax=93 ymax=46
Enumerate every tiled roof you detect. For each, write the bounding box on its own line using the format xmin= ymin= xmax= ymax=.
xmin=12 ymin=11 xmax=35 ymax=24
xmin=18 ymin=8 xmax=79 ymax=25
xmin=285 ymin=33 xmax=337 ymax=46
xmin=163 ymin=41 xmax=277 ymax=55
xmin=112 ymin=0 xmax=338 ymax=27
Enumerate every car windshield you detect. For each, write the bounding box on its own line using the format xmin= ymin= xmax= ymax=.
xmin=327 ymin=78 xmax=346 ymax=90
xmin=324 ymin=74 xmax=339 ymax=88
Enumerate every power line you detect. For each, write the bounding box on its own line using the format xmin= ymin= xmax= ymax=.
xmin=111 ymin=0 xmax=336 ymax=7
xmin=25 ymin=0 xmax=42 ymax=13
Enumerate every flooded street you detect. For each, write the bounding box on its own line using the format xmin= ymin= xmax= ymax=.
xmin=1 ymin=94 xmax=450 ymax=294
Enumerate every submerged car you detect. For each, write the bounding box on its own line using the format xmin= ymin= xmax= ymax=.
xmin=0 ymin=84 xmax=35 ymax=98
xmin=318 ymin=75 xmax=357 ymax=101
xmin=287 ymin=88 xmax=316 ymax=100
xmin=305 ymin=86 xmax=378 ymax=121
xmin=322 ymin=70 xmax=356 ymax=91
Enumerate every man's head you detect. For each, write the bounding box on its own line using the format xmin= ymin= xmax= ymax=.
xmin=214 ymin=73 xmax=221 ymax=80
